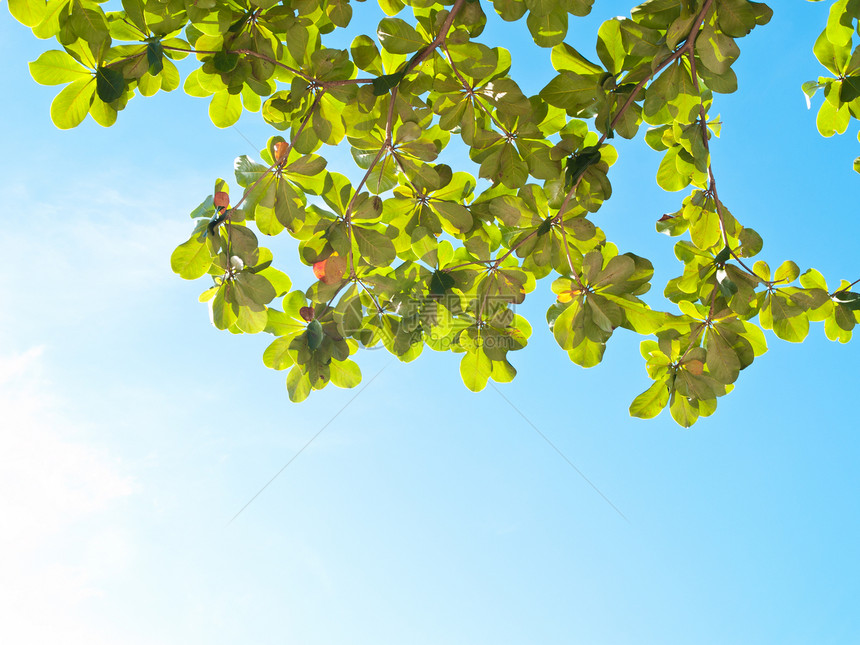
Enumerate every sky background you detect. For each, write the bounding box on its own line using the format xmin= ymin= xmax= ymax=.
xmin=1 ymin=1 xmax=859 ymax=643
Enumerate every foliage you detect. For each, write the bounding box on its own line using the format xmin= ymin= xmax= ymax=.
xmin=9 ymin=0 xmax=860 ymax=426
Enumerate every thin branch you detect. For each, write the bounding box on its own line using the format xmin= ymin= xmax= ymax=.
xmin=841 ymin=277 xmax=860 ymax=292
xmin=555 ymin=216 xmax=579 ymax=279
xmin=442 ymin=42 xmax=472 ymax=90
xmin=233 ymin=49 xmax=312 ymax=81
xmin=445 ymin=259 xmax=494 ymax=271
xmin=343 ymin=91 xmax=400 ymax=279
xmin=335 ymin=0 xmax=467 ymax=281
xmin=104 ymin=50 xmax=146 ymax=69
xmin=320 ymin=77 xmax=377 ymax=87
xmin=475 ymin=270 xmax=498 ymax=327
xmin=357 ymin=278 xmax=385 ymax=313
xmin=684 ymin=7 xmax=759 ymax=281
xmin=390 ymin=150 xmax=422 ymax=196
xmin=596 ymin=0 xmax=714 ymax=148
xmin=678 ymin=322 xmax=707 ymax=364
xmin=529 ymin=0 xmax=717 ymax=286
xmin=406 ymin=0 xmax=468 ymax=72
xmin=687 ymin=49 xmax=729 ymax=248
xmin=442 ymin=42 xmax=512 ymax=137
xmin=162 ymin=44 xmax=315 ymax=82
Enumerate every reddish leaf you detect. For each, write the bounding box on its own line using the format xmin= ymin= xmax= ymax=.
xmin=312 ymin=260 xmax=327 ymax=280
xmin=313 ymin=255 xmax=348 ymax=284
xmin=299 ymin=306 xmax=315 ymax=322
xmin=214 ymin=191 xmax=230 ymax=208
xmin=686 ymin=359 xmax=704 ymax=375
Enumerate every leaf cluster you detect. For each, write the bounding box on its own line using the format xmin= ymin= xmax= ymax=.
xmin=11 ymin=0 xmax=860 ymax=425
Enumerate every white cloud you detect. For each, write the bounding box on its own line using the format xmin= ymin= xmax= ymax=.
xmin=0 ymin=167 xmax=196 ymax=339
xmin=0 ymin=346 xmax=137 ymax=644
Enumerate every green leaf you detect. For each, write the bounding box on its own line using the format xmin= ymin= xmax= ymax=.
xmin=96 ymin=66 xmax=126 ymax=103
xmin=257 ymin=266 xmax=292 ymax=296
xmin=146 ymin=39 xmax=164 ymax=74
xmin=8 ymin=0 xmax=47 ymax=27
xmin=705 ymin=331 xmax=741 ymax=384
xmin=330 ymin=359 xmax=361 ymax=388
xmin=716 ymin=0 xmax=757 ymax=37
xmin=306 ymin=319 xmax=324 ymax=350
xmin=377 ymin=18 xmax=425 ymax=54
xmin=551 ymin=299 xmax=582 ymax=350
xmin=696 ymin=25 xmax=740 ymax=74
xmin=209 ymin=90 xmax=242 ymax=128
xmin=656 ymin=148 xmax=690 ymax=191
xmin=565 ymin=146 xmax=601 ymax=189
xmin=629 ymin=378 xmax=670 ymax=419
xmin=596 ymin=19 xmax=624 ymax=74
xmin=50 ymin=78 xmax=96 ymax=129
xmin=567 ymin=337 xmax=606 ymax=368
xmin=89 ymin=95 xmax=117 ymax=127
xmin=460 ymin=348 xmax=492 ymax=392
xmin=669 ymin=391 xmax=699 ymax=428
xmin=750 ymin=1 xmax=773 ymax=25
xmin=351 ymin=35 xmax=384 ymax=75
xmin=29 ymin=50 xmax=89 ymax=85
xmin=263 ymin=337 xmax=297 ymax=371
xmin=773 ymin=312 xmax=810 ymax=343
xmin=551 ymin=43 xmax=603 ymax=75
xmin=802 ymin=80 xmax=821 ymax=108
xmin=814 ymin=29 xmax=849 ymax=75
xmin=432 ymin=201 xmax=473 ymax=233
xmin=210 ymin=286 xmax=237 ymax=330
xmin=430 ymin=270 xmax=455 ymax=296
xmin=832 ymin=291 xmax=860 ymax=310
xmin=286 ymin=153 xmax=327 ymax=177
xmin=171 ymin=235 xmax=213 ymax=279
xmin=371 ymin=70 xmax=406 ymax=96
xmin=354 ymin=226 xmax=396 ymax=267
xmin=816 ymin=99 xmax=850 ymax=137
xmin=800 ymin=268 xmax=828 ymax=291
xmin=840 ymin=76 xmax=860 ymax=102
xmin=235 ymin=272 xmax=276 ymax=305
xmin=378 ymin=0 xmax=406 ymax=17
xmin=738 ymin=228 xmax=763 ymax=258
xmin=234 ymin=300 xmax=268 ymax=334
xmin=33 ymin=0 xmax=66 ymax=39
xmin=326 ymin=0 xmax=352 ymax=28
xmin=526 ymin=8 xmax=568 ymax=48
xmin=713 ymin=245 xmax=732 ymax=265
xmin=314 ymin=96 xmax=346 ymax=144
xmin=287 ymin=366 xmax=312 ymax=402
xmin=540 ymin=72 xmax=599 ymax=113
xmin=213 ymin=50 xmax=239 ymax=73
xmin=774 ymin=260 xmax=800 ymax=284
xmin=763 ymin=293 xmax=809 ymax=343
xmin=825 ymin=0 xmax=855 ymax=47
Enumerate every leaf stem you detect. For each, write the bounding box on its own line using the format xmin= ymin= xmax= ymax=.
xmin=843 ymin=277 xmax=860 ymax=291
xmin=162 ymin=45 xmax=317 ymax=83
xmin=596 ymin=0 xmax=715 ymax=149
xmin=442 ymin=43 xmax=514 ymax=138
xmin=343 ymin=90 xmax=400 ymax=279
xmin=408 ymin=0 xmax=468 ymax=70
xmin=357 ymin=277 xmax=385 ymax=313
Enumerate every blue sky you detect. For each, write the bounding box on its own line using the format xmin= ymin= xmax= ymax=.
xmin=1 ymin=2 xmax=859 ymax=643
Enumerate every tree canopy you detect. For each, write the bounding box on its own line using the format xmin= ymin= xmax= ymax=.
xmin=9 ymin=0 xmax=860 ymax=426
